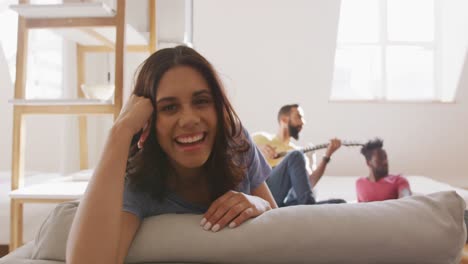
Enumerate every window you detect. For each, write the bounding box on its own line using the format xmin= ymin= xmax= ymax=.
xmin=26 ymin=29 xmax=63 ymax=98
xmin=0 ymin=8 xmax=18 ymax=81
xmin=0 ymin=2 xmax=63 ymax=99
xmin=331 ymin=0 xmax=439 ymax=102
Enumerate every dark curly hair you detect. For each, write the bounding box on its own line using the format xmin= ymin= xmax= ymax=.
xmin=361 ymin=138 xmax=384 ymax=161
xmin=126 ymin=46 xmax=249 ymax=201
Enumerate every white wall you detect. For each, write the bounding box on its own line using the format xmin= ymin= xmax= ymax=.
xmin=157 ymin=0 xmax=186 ymax=42
xmin=0 ymin=43 xmax=14 ymax=171
xmin=193 ymin=0 xmax=468 ymax=187
xmin=2 ymin=0 xmax=467 ymax=188
xmin=441 ymin=0 xmax=468 ymax=101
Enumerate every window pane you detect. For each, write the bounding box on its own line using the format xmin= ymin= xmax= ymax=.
xmin=332 ymin=46 xmax=381 ymax=100
xmin=26 ymin=29 xmax=63 ymax=99
xmin=386 ymin=46 xmax=434 ymax=100
xmin=387 ymin=0 xmax=434 ymax=42
xmin=337 ymin=0 xmax=379 ymax=43
xmin=0 ymin=9 xmax=18 ymax=80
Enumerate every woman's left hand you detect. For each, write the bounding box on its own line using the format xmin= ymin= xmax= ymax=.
xmin=200 ymin=190 xmax=272 ymax=232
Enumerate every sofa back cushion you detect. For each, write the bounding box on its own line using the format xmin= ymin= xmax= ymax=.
xmin=31 ymin=191 xmax=466 ymax=263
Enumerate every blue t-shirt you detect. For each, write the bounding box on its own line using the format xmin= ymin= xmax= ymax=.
xmin=122 ymin=129 xmax=271 ymax=219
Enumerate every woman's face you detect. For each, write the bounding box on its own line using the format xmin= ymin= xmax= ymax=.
xmin=155 ymin=66 xmax=218 ymax=173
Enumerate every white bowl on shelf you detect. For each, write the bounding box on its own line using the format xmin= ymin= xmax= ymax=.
xmin=80 ymin=84 xmax=115 ymax=101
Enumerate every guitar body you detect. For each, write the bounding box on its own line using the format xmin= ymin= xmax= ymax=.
xmin=267 ymin=154 xmax=290 ymax=168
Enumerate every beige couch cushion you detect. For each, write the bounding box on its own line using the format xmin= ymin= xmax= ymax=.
xmin=29 ymin=191 xmax=465 ymax=264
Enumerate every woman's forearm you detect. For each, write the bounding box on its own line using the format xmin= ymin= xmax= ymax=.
xmin=66 ymin=125 xmax=133 ymax=264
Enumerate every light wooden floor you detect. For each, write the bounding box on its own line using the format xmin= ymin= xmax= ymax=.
xmin=1 ymin=243 xmax=468 ymax=260
xmin=0 ymin=245 xmax=7 ymax=258
xmin=460 ymin=244 xmax=468 ymax=264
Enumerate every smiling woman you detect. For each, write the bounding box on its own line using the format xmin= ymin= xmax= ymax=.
xmin=65 ymin=45 xmax=277 ymax=264
xmin=154 ymin=67 xmax=218 ymax=174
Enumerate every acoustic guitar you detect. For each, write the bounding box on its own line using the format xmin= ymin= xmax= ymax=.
xmin=267 ymin=141 xmax=364 ymax=168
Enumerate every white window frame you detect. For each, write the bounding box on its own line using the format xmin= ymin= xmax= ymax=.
xmin=332 ymin=0 xmax=442 ymax=103
xmin=0 ymin=7 xmax=64 ymax=99
xmin=26 ymin=29 xmax=64 ymax=99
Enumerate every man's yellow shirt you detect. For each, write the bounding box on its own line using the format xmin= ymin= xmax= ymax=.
xmin=252 ymin=132 xmax=298 ymax=168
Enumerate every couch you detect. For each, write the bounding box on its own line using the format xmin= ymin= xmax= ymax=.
xmin=0 ymin=191 xmax=466 ymax=264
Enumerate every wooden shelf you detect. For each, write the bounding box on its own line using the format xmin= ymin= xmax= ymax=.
xmin=10 ymin=3 xmax=148 ymax=46
xmin=9 ymin=98 xmax=112 ymax=105
xmin=10 ymin=169 xmax=94 ymax=200
xmin=9 ymin=99 xmax=115 ymax=115
xmin=69 ymin=169 xmax=93 ymax=182
xmin=9 ymin=2 xmax=115 ymax=18
xmin=9 ymin=169 xmax=93 ymax=201
xmin=10 ymin=177 xmax=87 ymax=200
xmin=53 ymin=24 xmax=149 ymax=46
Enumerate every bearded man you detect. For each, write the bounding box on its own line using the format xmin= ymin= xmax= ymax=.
xmin=253 ymin=104 xmax=344 ymax=206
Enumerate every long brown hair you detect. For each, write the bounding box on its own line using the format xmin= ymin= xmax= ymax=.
xmin=126 ymin=46 xmax=249 ymax=201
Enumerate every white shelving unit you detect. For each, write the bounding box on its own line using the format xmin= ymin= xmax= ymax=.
xmin=9 ymin=2 xmax=116 ymax=18
xmin=8 ymin=0 xmax=156 ymax=251
xmin=9 ymin=98 xmax=113 ymax=105
xmin=10 ymin=177 xmax=88 ymax=201
xmin=10 ymin=2 xmax=151 ymax=49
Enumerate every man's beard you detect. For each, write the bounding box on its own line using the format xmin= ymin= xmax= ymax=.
xmin=373 ymin=167 xmax=388 ymax=179
xmin=288 ymin=122 xmax=301 ymax=140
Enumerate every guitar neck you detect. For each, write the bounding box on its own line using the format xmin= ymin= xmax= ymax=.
xmin=300 ymin=144 xmax=329 ymax=154
xmin=276 ymin=141 xmax=363 ymax=158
